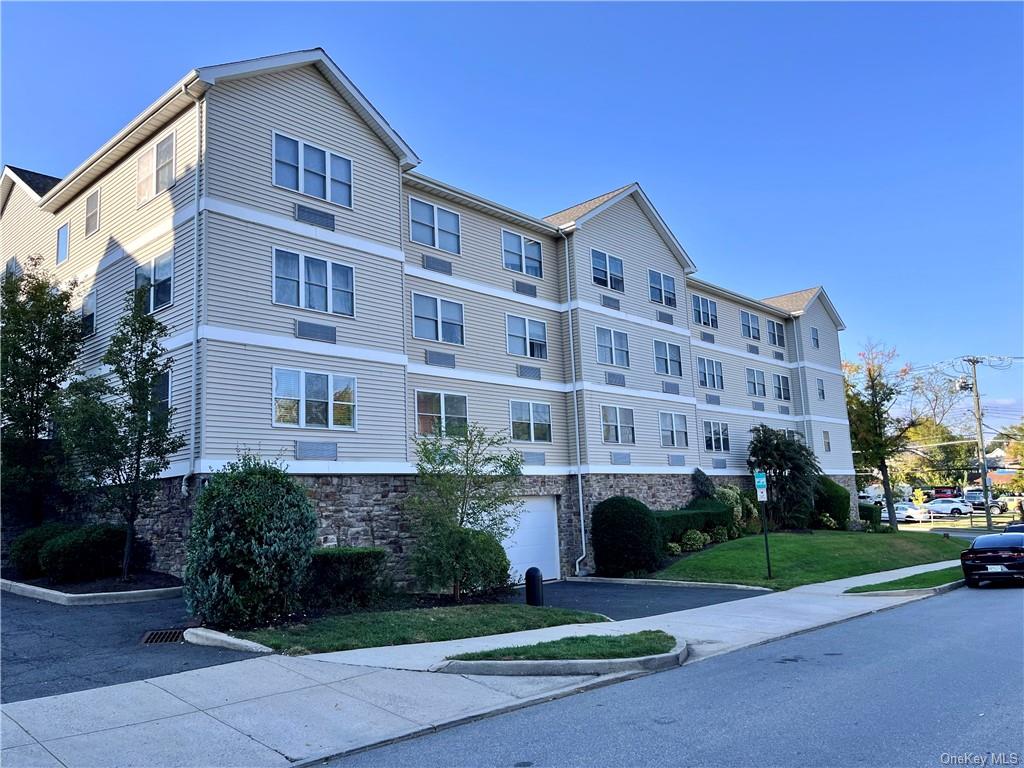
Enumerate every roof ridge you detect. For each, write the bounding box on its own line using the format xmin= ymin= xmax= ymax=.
xmin=543 ymin=182 xmax=635 ymax=226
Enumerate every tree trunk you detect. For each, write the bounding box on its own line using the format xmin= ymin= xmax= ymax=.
xmin=878 ymin=460 xmax=899 ymax=532
xmin=122 ymin=515 xmax=136 ymax=582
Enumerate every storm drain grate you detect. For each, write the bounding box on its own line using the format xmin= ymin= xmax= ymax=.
xmin=141 ymin=629 xmax=185 ymax=645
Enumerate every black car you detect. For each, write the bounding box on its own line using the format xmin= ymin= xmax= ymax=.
xmin=960 ymin=533 xmax=1024 ymax=587
xmin=1004 ymin=523 xmax=1024 ymax=533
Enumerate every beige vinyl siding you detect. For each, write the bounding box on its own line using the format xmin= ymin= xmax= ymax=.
xmin=694 ymin=408 xmax=798 ymax=472
xmin=400 ymin=189 xmax=563 ymax=304
xmin=201 ymin=340 xmax=406 ymax=461
xmin=809 ymin=420 xmax=855 ymax=473
xmin=683 ymin=284 xmax=793 ymax=362
xmin=204 ymin=212 xmax=404 ymax=351
xmin=204 ymin=66 xmax=402 ymax=249
xmin=580 ymin=390 xmax=698 ymax=468
xmin=691 ymin=344 xmax=805 ymax=415
xmin=799 ymin=296 xmax=843 ymax=369
xmin=803 ymin=369 xmax=848 ymax=421
xmin=0 ymin=184 xmax=55 ymax=269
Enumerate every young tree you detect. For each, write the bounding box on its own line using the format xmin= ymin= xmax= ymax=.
xmin=894 ymin=418 xmax=975 ymax=487
xmin=0 ymin=257 xmax=84 ymax=523
xmin=60 ymin=288 xmax=185 ymax=580
xmin=746 ymin=425 xmax=821 ymax=529
xmin=844 ymin=343 xmax=916 ymax=531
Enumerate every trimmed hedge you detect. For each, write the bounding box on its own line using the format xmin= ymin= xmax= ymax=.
xmin=653 ymin=501 xmax=733 ymax=545
xmin=858 ymin=502 xmax=882 ymax=528
xmin=38 ymin=524 xmax=125 ymax=583
xmin=815 ymin=477 xmax=851 ymax=527
xmin=591 ymin=496 xmax=662 ymax=576
xmin=10 ymin=523 xmax=77 ymax=578
xmin=304 ymin=547 xmax=388 ymax=610
xmin=692 ymin=468 xmax=717 ymax=500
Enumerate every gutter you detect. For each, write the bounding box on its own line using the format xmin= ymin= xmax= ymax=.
xmin=181 ymin=83 xmax=204 ymax=495
xmin=560 ymin=228 xmax=587 ymax=575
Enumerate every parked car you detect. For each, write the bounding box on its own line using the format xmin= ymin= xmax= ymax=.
xmin=1004 ymin=523 xmax=1024 ymax=533
xmin=880 ymin=503 xmax=932 ymax=523
xmin=925 ymin=498 xmax=973 ymax=517
xmin=964 ymin=491 xmax=1008 ymax=512
xmin=960 ymin=533 xmax=1024 ymax=587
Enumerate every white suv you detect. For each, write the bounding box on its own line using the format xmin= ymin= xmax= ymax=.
xmin=925 ymin=498 xmax=972 ymax=517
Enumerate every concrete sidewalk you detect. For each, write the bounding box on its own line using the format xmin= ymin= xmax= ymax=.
xmin=0 ymin=560 xmax=960 ymax=767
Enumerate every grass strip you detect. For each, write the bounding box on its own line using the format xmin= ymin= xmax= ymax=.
xmin=845 ymin=566 xmax=964 ymax=593
xmin=449 ymin=630 xmax=676 ymax=661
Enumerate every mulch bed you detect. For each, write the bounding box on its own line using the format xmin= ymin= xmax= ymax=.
xmin=2 ymin=570 xmax=182 ymax=594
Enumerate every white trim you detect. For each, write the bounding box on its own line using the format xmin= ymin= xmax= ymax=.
xmin=413 ymin=388 xmax=469 ymax=437
xmin=408 ymin=195 xmax=461 ymax=255
xmin=405 ymin=264 xmax=563 ymax=312
xmin=407 ymin=362 xmax=565 ymax=393
xmin=134 ymin=249 xmax=175 ymax=314
xmin=599 ymin=403 xmax=636 ymax=445
xmin=411 ymin=292 xmax=465 ymax=346
xmin=740 ymin=309 xmax=761 ymax=342
xmin=653 ymin=338 xmax=684 ymax=378
xmin=745 ymin=367 xmax=767 ymax=398
xmin=272 ymin=246 xmax=355 ymax=319
xmin=80 ymin=289 xmax=98 ymax=339
xmin=575 ymin=300 xmax=692 ymax=338
xmin=508 ymin=399 xmax=553 ymax=444
xmin=582 ymin=382 xmax=697 ymax=404
xmin=697 ymin=401 xmax=849 ymax=425
xmin=84 ymin=188 xmax=102 ymax=238
xmin=647 ymin=268 xmax=678 ymax=309
xmin=590 ymin=248 xmax=625 ymax=293
xmin=657 ymin=410 xmax=689 ymax=449
xmin=695 ymin=355 xmax=725 ymax=390
xmin=594 ymin=325 xmax=630 ymax=368
xmin=701 ymin=418 xmax=731 ymax=453
xmin=504 ymin=312 xmax=548 ymax=360
xmin=689 ymin=292 xmax=719 ymax=330
xmin=55 ymin=221 xmax=70 ymax=266
xmin=271 ymin=130 xmax=354 ymax=210
xmin=500 ymin=227 xmax=544 ymax=279
xmin=158 ymin=459 xmax=194 ymax=479
xmin=799 ymin=360 xmax=843 ymax=375
xmin=136 ymin=130 xmax=176 ymax=208
xmin=766 ymin=318 xmax=786 ymax=349
xmin=201 ymin=325 xmax=407 ymax=366
xmin=2 ymin=166 xmax=44 ymax=202
xmin=271 ymin=365 xmax=357 ymax=431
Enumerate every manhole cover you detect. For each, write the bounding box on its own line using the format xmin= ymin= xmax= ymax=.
xmin=141 ymin=629 xmax=185 ymax=645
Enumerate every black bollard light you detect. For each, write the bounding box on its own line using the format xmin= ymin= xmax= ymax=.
xmin=525 ymin=567 xmax=543 ymax=606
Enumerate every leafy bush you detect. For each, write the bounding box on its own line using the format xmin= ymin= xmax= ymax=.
xmin=814 ymin=477 xmax=851 ymax=528
xmin=10 ymin=522 xmax=77 ymax=578
xmin=710 ymin=525 xmax=729 ymax=544
xmin=653 ymin=502 xmax=733 ymax=545
xmin=692 ymin=468 xmax=717 ymax=500
xmin=819 ymin=514 xmax=838 ymax=530
xmin=727 ymin=524 xmax=742 ymax=540
xmin=591 ymin=496 xmax=662 ymax=577
xmin=666 ymin=542 xmax=682 ymax=556
xmin=716 ymin=484 xmax=758 ymax=525
xmin=39 ymin=524 xmax=125 ymax=583
xmin=303 ymin=547 xmax=388 ymax=610
xmin=184 ymin=455 xmax=318 ymax=628
xmin=679 ymin=529 xmax=707 ymax=552
xmin=413 ymin=526 xmax=512 ymax=597
xmin=858 ymin=502 xmax=881 ymax=529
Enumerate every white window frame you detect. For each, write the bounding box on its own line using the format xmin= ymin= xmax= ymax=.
xmin=653 ymin=339 xmax=683 ymax=377
xmin=272 ymin=366 xmax=357 ymax=431
xmin=135 ymin=251 xmax=174 ymax=313
xmin=415 ymin=389 xmax=469 ymax=437
xmin=272 ymin=131 xmax=353 ymax=209
xmin=811 ymin=326 xmax=820 ymax=349
xmin=55 ymin=222 xmax=69 ymax=265
xmin=773 ymin=373 xmax=792 ymax=401
xmin=591 ymin=249 xmax=624 ymax=292
xmin=817 ymin=377 xmax=826 ymax=400
xmin=697 ymin=356 xmax=724 ymax=390
xmin=272 ymin=248 xmax=355 ymax=318
xmin=703 ymin=420 xmax=731 ymax=452
xmin=740 ymin=310 xmax=761 ymax=341
xmin=501 ymin=229 xmax=543 ymax=278
xmin=412 ymin=293 xmax=465 ymax=346
xmin=409 ymin=196 xmax=461 ymax=255
xmin=648 ymin=270 xmax=677 ymax=308
xmin=505 ymin=314 xmax=548 ymax=359
xmin=595 ymin=326 xmax=630 ymax=368
xmin=136 ymin=131 xmax=175 ymax=206
xmin=509 ymin=400 xmax=552 ymax=443
xmin=746 ymin=367 xmax=766 ymax=397
xmin=81 ymin=290 xmax=97 ymax=338
xmin=691 ymin=294 xmax=718 ymax=328
xmin=767 ymin=319 xmax=786 ymax=348
xmin=659 ymin=411 xmax=689 ymax=448
xmin=823 ymin=430 xmax=832 ymax=452
xmin=601 ymin=404 xmax=636 ymax=445
xmin=85 ymin=189 xmax=101 ymax=238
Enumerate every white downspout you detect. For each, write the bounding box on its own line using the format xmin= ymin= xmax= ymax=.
xmin=181 ymin=84 xmax=203 ymax=495
xmin=560 ymin=228 xmax=587 ymax=575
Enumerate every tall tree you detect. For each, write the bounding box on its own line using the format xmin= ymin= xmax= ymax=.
xmin=894 ymin=418 xmax=976 ymax=488
xmin=0 ymin=257 xmax=83 ymax=522
xmin=844 ymin=343 xmax=917 ymax=531
xmin=907 ymin=371 xmax=969 ymax=429
xmin=746 ymin=425 xmax=821 ymax=529
xmin=60 ymin=288 xmax=185 ymax=580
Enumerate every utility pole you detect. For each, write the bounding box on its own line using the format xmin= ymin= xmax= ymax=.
xmin=963 ymin=357 xmax=994 ymax=531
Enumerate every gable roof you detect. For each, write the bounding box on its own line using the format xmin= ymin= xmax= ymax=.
xmin=545 ymin=183 xmax=697 ymax=273
xmin=762 ymin=286 xmax=846 ymax=331
xmin=5 ymin=166 xmax=62 ymax=198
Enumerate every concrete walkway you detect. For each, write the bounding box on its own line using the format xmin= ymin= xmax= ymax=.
xmin=0 ymin=560 xmax=960 ymax=767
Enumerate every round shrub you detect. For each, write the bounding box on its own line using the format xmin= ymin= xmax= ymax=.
xmin=39 ymin=524 xmax=124 ymax=583
xmin=591 ymin=496 xmax=662 ymax=577
xmin=815 ymin=477 xmax=851 ymax=528
xmin=666 ymin=542 xmax=682 ymax=556
xmin=10 ymin=522 xmax=77 ymax=578
xmin=184 ymin=455 xmax=317 ymax=628
xmin=679 ymin=529 xmax=706 ymax=552
xmin=710 ymin=525 xmax=729 ymax=544
xmin=303 ymin=547 xmax=389 ymax=611
xmin=413 ymin=526 xmax=511 ymax=599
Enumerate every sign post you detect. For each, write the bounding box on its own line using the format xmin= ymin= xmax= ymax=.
xmin=754 ymin=470 xmax=772 ymax=580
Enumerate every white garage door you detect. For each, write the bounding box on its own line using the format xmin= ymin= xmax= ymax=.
xmin=502 ymin=496 xmax=561 ymax=583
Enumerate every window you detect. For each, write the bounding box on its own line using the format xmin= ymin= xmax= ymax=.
xmin=697 ymin=356 xmax=724 ymax=389
xmin=659 ymin=412 xmax=688 ymax=448
xmin=596 ymin=327 xmax=629 ymax=367
xmin=740 ymin=311 xmax=761 ymax=341
xmin=416 ymin=391 xmax=467 ymax=436
xmin=746 ymin=368 xmax=766 ymax=397
xmin=273 ymin=368 xmax=356 ymax=429
xmin=510 ymin=400 xmax=552 ymax=443
xmin=654 ymin=340 xmax=683 ymax=377
xmin=412 ymin=293 xmax=464 ymax=345
xmin=823 ymin=431 xmax=832 ymax=452
xmin=273 ymin=249 xmax=354 ymax=317
xmin=502 ymin=230 xmax=542 ymax=278
xmin=150 ymin=371 xmax=170 ymax=422
xmin=703 ymin=420 xmax=731 ymax=452
xmin=55 ymin=224 xmax=69 ymax=265
xmin=591 ymin=249 xmax=624 ymax=292
xmin=409 ymin=197 xmax=460 ymax=254
xmin=648 ymin=270 xmax=676 ymax=307
xmin=85 ymin=190 xmax=101 ymax=237
xmin=786 ymin=430 xmax=804 ymax=443
xmin=506 ymin=315 xmax=547 ymax=359
xmin=773 ymin=373 xmax=791 ymax=401
xmin=767 ymin=319 xmax=786 ymax=348
xmin=601 ymin=405 xmax=635 ymax=444
xmin=691 ymin=294 xmax=718 ymax=328
xmin=135 ymin=251 xmax=173 ymax=312
xmin=273 ymin=133 xmax=352 ymax=207
xmin=817 ymin=378 xmax=826 ymax=400
xmin=811 ymin=327 xmax=820 ymax=349
xmin=81 ymin=291 xmax=96 ymax=337
xmin=136 ymin=133 xmax=175 ymax=205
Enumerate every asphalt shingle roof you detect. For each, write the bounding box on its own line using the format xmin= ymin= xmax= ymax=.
xmin=6 ymin=165 xmax=63 ymax=197
xmin=761 ymin=286 xmax=821 ymax=314
xmin=543 ymin=183 xmax=634 ymax=227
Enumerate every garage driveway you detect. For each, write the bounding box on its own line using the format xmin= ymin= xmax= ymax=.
xmin=504 ymin=579 xmax=759 ymax=620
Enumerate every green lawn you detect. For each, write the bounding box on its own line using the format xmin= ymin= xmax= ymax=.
xmin=845 ymin=566 xmax=964 ymax=593
xmin=449 ymin=630 xmax=675 ymax=661
xmin=655 ymin=531 xmax=967 ymax=590
xmin=237 ymin=604 xmax=607 ymax=655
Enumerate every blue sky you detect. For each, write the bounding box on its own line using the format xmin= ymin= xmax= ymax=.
xmin=3 ymin=2 xmax=1021 ymax=433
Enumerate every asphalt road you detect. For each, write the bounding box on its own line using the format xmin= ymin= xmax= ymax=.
xmin=335 ymin=584 xmax=1024 ymax=768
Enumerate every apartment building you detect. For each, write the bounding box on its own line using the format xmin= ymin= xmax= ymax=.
xmin=0 ymin=49 xmax=855 ymax=579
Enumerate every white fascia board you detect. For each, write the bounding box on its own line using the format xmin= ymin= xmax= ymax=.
xmin=201 ymin=325 xmax=408 ymax=367
xmin=1 ymin=167 xmax=43 ymax=203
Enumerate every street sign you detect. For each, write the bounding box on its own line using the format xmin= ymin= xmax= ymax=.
xmin=754 ymin=469 xmax=772 ymax=579
xmin=754 ymin=470 xmax=768 ymax=502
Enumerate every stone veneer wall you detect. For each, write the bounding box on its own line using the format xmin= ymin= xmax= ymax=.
xmin=826 ymin=473 xmax=860 ymax=524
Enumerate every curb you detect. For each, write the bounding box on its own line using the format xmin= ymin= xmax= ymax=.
xmin=183 ymin=627 xmax=273 ymax=653
xmin=566 ymin=576 xmax=772 ymax=593
xmin=0 ymin=578 xmax=182 ymax=606
xmin=844 ymin=580 xmax=965 ymax=598
xmin=433 ymin=641 xmax=688 ymax=676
